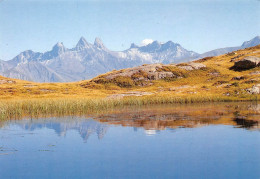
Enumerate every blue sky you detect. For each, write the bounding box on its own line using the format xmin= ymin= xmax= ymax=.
xmin=0 ymin=0 xmax=259 ymax=60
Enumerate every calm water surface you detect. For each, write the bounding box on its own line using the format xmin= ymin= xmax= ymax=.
xmin=0 ymin=103 xmax=259 ymax=179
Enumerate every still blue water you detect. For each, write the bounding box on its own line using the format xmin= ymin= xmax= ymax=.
xmin=0 ymin=104 xmax=259 ymax=179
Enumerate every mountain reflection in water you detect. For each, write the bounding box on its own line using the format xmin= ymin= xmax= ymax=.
xmin=3 ymin=118 xmax=108 ymax=142
xmin=0 ymin=102 xmax=259 ymax=141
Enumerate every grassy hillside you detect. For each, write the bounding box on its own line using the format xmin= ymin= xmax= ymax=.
xmin=1 ymin=45 xmax=260 ymax=101
xmin=0 ymin=45 xmax=260 ymax=120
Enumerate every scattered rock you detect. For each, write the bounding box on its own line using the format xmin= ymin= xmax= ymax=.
xmin=216 ymin=83 xmax=232 ymax=88
xmin=177 ymin=62 xmax=206 ymax=71
xmin=252 ymin=51 xmax=260 ymax=54
xmin=40 ymin=89 xmax=55 ymax=93
xmin=0 ymin=80 xmax=16 ymax=84
xmin=227 ymin=52 xmax=237 ymax=56
xmin=169 ymin=85 xmax=191 ymax=91
xmin=195 ymin=56 xmax=213 ymax=63
xmin=230 ymin=54 xmax=243 ymax=62
xmin=178 ymin=65 xmax=193 ymax=71
xmin=232 ymin=76 xmax=245 ymax=80
xmin=245 ymin=79 xmax=258 ymax=84
xmin=157 ymin=86 xmax=165 ymax=92
xmin=188 ymin=91 xmax=197 ymax=94
xmin=23 ymin=85 xmax=36 ymax=88
xmin=249 ymin=71 xmax=260 ymax=75
xmin=232 ymin=56 xmax=260 ymax=70
xmin=216 ymin=84 xmax=226 ymax=88
xmin=223 ymin=92 xmax=231 ymax=96
xmin=224 ymin=84 xmax=232 ymax=88
xmin=107 ymin=91 xmax=154 ymax=99
xmin=246 ymin=84 xmax=260 ymax=94
xmin=248 ymin=104 xmax=260 ymax=111
xmin=213 ymin=81 xmax=229 ymax=86
xmin=208 ymin=72 xmax=220 ymax=77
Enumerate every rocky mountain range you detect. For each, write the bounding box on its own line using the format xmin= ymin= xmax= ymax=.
xmin=0 ymin=36 xmax=259 ymax=82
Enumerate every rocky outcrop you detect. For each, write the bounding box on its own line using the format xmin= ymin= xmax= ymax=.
xmin=233 ymin=56 xmax=260 ymax=70
xmin=103 ymin=64 xmax=175 ymax=81
xmin=246 ymin=84 xmax=260 ymax=94
xmin=177 ymin=62 xmax=206 ymax=71
xmin=91 ymin=64 xmax=182 ymax=87
xmin=91 ymin=62 xmax=208 ymax=87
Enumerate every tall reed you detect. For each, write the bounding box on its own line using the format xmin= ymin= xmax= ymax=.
xmin=0 ymin=94 xmax=257 ymax=121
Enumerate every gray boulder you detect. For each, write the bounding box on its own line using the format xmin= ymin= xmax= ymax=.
xmin=233 ymin=56 xmax=260 ymax=70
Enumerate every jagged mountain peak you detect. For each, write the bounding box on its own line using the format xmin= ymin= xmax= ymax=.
xmin=139 ymin=40 xmax=180 ymax=53
xmin=1 ymin=37 xmax=204 ymax=82
xmin=252 ymin=36 xmax=260 ymax=40
xmin=15 ymin=50 xmax=34 ymax=61
xmin=19 ymin=50 xmax=35 ymax=56
xmin=138 ymin=40 xmax=161 ymax=52
xmin=78 ymin=36 xmax=88 ymax=44
xmin=164 ymin=40 xmax=179 ymax=46
xmin=160 ymin=41 xmax=181 ymax=51
xmin=130 ymin=40 xmax=177 ymax=50
xmin=9 ymin=50 xmax=42 ymax=64
xmin=94 ymin=37 xmax=106 ymax=49
xmin=150 ymin=40 xmax=161 ymax=46
xmin=75 ymin=37 xmax=90 ymax=50
xmin=130 ymin=43 xmax=139 ymax=49
xmin=128 ymin=40 xmax=191 ymax=57
xmin=53 ymin=42 xmax=65 ymax=48
xmin=51 ymin=42 xmax=66 ymax=55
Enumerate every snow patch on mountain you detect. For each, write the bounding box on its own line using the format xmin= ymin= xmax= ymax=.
xmin=140 ymin=39 xmax=154 ymax=46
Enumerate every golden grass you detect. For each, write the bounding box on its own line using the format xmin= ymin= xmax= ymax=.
xmin=0 ymin=93 xmax=258 ymax=121
xmin=0 ymin=45 xmax=260 ymax=121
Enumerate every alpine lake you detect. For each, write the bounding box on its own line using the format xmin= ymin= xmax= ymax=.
xmin=0 ymin=102 xmax=259 ymax=179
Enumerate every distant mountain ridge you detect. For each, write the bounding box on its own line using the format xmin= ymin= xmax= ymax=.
xmin=128 ymin=40 xmax=198 ymax=64
xmin=0 ymin=37 xmax=199 ymax=82
xmin=0 ymin=36 xmax=259 ymax=82
xmin=200 ymin=36 xmax=260 ymax=58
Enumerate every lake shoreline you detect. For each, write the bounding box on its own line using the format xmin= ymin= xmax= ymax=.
xmin=1 ymin=96 xmax=259 ymax=121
